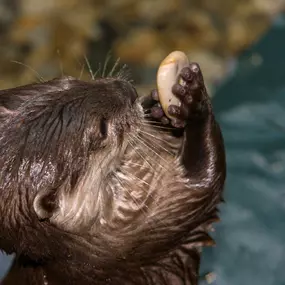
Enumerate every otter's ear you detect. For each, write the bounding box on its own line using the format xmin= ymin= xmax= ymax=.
xmin=33 ymin=188 xmax=59 ymax=220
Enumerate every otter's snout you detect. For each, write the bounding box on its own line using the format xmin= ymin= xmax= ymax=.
xmin=110 ymin=79 xmax=138 ymax=105
xmin=128 ymin=86 xmax=138 ymax=104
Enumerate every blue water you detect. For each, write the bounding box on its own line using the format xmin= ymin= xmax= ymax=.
xmin=0 ymin=254 xmax=13 ymax=279
xmin=200 ymin=13 xmax=285 ymax=285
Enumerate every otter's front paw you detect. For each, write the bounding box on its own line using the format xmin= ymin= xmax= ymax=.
xmin=151 ymin=63 xmax=210 ymax=128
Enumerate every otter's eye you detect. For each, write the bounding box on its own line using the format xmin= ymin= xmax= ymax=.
xmin=99 ymin=118 xmax=108 ymax=138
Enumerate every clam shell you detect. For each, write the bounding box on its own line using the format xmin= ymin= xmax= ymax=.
xmin=157 ymin=51 xmax=189 ymax=119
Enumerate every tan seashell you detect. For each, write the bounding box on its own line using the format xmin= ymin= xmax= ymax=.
xmin=157 ymin=51 xmax=189 ymax=119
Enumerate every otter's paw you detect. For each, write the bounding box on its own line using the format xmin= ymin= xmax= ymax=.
xmin=169 ymin=63 xmax=209 ymax=128
xmin=151 ymin=63 xmax=210 ymax=128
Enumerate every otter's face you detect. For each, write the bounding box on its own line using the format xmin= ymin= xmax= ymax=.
xmin=0 ymin=76 xmax=144 ymax=239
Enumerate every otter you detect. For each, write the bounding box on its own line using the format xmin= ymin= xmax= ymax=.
xmin=0 ymin=59 xmax=226 ymax=285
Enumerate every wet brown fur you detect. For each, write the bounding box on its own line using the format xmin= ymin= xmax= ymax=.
xmin=0 ymin=67 xmax=226 ymax=285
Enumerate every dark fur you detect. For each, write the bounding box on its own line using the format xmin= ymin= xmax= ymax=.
xmin=0 ymin=67 xmax=226 ymax=284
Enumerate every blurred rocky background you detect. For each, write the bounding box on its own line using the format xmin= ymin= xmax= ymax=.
xmin=1 ymin=1 xmax=285 ymax=285
xmin=0 ymin=0 xmax=284 ymax=93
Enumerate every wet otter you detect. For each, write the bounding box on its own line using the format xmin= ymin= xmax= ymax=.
xmin=0 ymin=60 xmax=226 ymax=284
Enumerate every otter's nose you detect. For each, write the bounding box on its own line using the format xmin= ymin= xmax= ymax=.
xmin=118 ymin=80 xmax=138 ymax=104
xmin=108 ymin=79 xmax=138 ymax=105
xmin=115 ymin=79 xmax=138 ymax=104
xmin=129 ymin=86 xmax=138 ymax=104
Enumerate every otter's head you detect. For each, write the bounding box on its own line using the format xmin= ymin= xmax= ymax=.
xmin=0 ymin=77 xmax=148 ymax=252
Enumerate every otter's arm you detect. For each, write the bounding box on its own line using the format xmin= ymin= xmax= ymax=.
xmin=173 ymin=64 xmax=225 ymax=191
xmin=148 ymin=63 xmax=226 ymax=284
xmin=153 ymin=62 xmax=226 ymax=193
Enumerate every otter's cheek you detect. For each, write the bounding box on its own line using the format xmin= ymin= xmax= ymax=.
xmin=156 ymin=51 xmax=189 ymax=119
